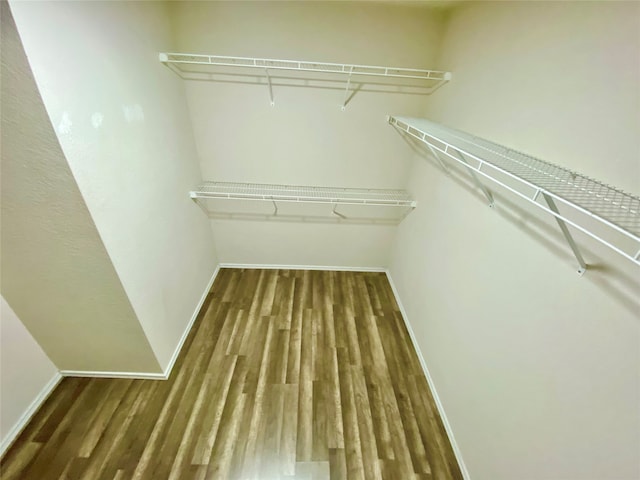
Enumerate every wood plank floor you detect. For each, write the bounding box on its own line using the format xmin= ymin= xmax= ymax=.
xmin=1 ymin=269 xmax=462 ymax=480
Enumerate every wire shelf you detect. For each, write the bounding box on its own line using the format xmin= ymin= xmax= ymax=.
xmin=160 ymin=52 xmax=450 ymax=108
xmin=389 ymin=116 xmax=640 ymax=268
xmin=159 ymin=53 xmax=451 ymax=82
xmin=190 ymin=182 xmax=417 ymax=208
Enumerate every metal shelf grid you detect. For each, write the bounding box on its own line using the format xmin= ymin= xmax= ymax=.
xmin=159 ymin=53 xmax=451 ymax=82
xmin=389 ymin=116 xmax=640 ymax=268
xmin=190 ymin=182 xmax=417 ymax=208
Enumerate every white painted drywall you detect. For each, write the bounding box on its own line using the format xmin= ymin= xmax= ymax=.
xmin=1 ymin=1 xmax=161 ymax=373
xmin=0 ymin=296 xmax=58 ymax=454
xmin=9 ymin=1 xmax=219 ymax=370
xmin=390 ymin=2 xmax=640 ymax=479
xmin=170 ymin=1 xmax=444 ymax=267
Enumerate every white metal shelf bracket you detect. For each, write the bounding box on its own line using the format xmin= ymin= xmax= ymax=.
xmin=542 ymin=193 xmax=587 ymax=275
xmin=342 ymin=66 xmax=354 ymax=111
xmin=424 ymin=141 xmax=451 ymax=175
xmin=451 ymin=149 xmax=495 ymax=208
xmin=332 ymin=204 xmax=347 ymax=219
xmin=265 ymin=68 xmax=275 ymax=106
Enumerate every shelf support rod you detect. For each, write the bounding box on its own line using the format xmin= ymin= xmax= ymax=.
xmin=271 ymin=199 xmax=278 ymax=216
xmin=542 ymin=193 xmax=587 ymax=276
xmin=265 ymin=68 xmax=274 ymax=106
xmin=342 ymin=66 xmax=354 ymax=111
xmin=451 ymin=149 xmax=495 ymax=208
xmin=532 ymin=189 xmax=541 ymax=202
xmin=332 ymin=204 xmax=347 ymax=219
xmin=424 ymin=142 xmax=450 ymax=175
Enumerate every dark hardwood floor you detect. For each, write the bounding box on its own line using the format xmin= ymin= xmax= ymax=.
xmin=1 ymin=269 xmax=462 ymax=479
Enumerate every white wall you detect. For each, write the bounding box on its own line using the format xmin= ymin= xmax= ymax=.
xmin=390 ymin=2 xmax=640 ymax=479
xmin=0 ymin=296 xmax=58 ymax=455
xmin=171 ymin=1 xmax=444 ymax=267
xmin=1 ymin=0 xmax=161 ymax=373
xmin=9 ymin=1 xmax=219 ymax=370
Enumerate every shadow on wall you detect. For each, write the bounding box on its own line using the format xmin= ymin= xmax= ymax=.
xmin=402 ymin=133 xmax=640 ymax=319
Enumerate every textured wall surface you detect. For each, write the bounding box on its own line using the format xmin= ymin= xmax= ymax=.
xmin=1 ymin=1 xmax=161 ymax=373
xmin=9 ymin=0 xmax=218 ymax=370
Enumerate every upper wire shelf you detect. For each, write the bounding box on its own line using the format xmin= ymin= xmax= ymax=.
xmin=190 ymin=181 xmax=417 ymax=208
xmin=160 ymin=53 xmax=450 ymax=81
xmin=159 ymin=53 xmax=451 ymax=108
xmin=389 ymin=116 xmax=640 ymax=270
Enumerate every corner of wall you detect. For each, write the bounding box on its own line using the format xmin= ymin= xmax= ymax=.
xmin=0 ymin=372 xmax=62 ymax=458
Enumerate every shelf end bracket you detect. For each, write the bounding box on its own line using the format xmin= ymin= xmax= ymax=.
xmin=542 ymin=193 xmax=588 ymax=276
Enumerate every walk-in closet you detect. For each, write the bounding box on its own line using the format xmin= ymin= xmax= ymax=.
xmin=1 ymin=1 xmax=638 ymax=479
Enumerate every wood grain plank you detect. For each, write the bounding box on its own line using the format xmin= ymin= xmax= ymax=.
xmin=336 ymin=347 xmax=365 ymax=480
xmin=296 ymin=308 xmax=314 ymax=463
xmin=205 ymin=356 xmax=248 ymax=479
xmin=190 ymin=354 xmax=239 ymax=465
xmin=351 ymin=367 xmax=383 ymax=480
xmin=77 ymin=379 xmax=131 ymax=458
xmin=240 ymin=315 xmax=277 ymax=479
xmin=76 ymin=381 xmax=144 ymax=480
xmin=280 ymin=384 xmax=299 ymax=476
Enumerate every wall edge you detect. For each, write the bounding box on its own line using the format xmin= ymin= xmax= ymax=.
xmin=60 ymin=265 xmax=222 ymax=382
xmin=160 ymin=264 xmax=221 ymax=378
xmin=384 ymin=269 xmax=471 ymax=480
xmin=0 ymin=371 xmax=63 ymax=458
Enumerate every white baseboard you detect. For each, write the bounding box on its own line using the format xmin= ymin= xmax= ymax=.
xmin=219 ymin=262 xmax=387 ymax=272
xmin=160 ymin=265 xmax=221 ymax=379
xmin=62 ymin=266 xmax=221 ymax=382
xmin=0 ymin=372 xmax=62 ymax=458
xmin=384 ymin=270 xmax=470 ymax=480
xmin=59 ymin=370 xmax=166 ymax=380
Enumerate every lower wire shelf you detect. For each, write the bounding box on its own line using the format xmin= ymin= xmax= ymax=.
xmin=190 ymin=181 xmax=417 ymax=223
